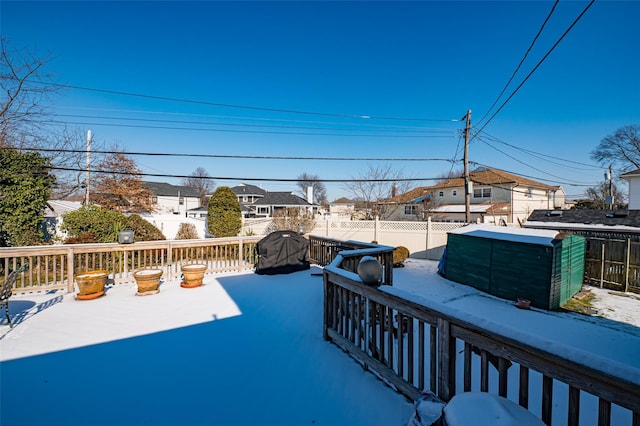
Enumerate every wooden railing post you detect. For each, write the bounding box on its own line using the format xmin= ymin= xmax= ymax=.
xmin=66 ymin=247 xmax=74 ymax=293
xmin=437 ymin=317 xmax=456 ymax=402
xmin=625 ymin=238 xmax=631 ymax=293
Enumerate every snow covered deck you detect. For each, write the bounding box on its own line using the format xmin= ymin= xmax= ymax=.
xmin=2 ymin=259 xmax=639 ymax=425
xmin=0 ymin=266 xmax=412 ymax=426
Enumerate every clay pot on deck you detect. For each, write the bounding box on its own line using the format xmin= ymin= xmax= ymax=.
xmin=516 ymin=298 xmax=531 ymax=309
xmin=181 ymin=263 xmax=207 ymax=288
xmin=133 ymin=269 xmax=163 ymax=296
xmin=75 ymin=270 xmax=108 ymax=300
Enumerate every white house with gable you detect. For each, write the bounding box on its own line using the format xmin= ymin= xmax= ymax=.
xmin=621 ymin=168 xmax=640 ymax=210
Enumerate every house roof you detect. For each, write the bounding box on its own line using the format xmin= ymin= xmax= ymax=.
xmin=44 ymin=200 xmax=83 ymax=217
xmin=330 ymin=197 xmax=355 ymax=204
xmin=432 ymin=167 xmax=558 ymax=191
xmin=253 ymin=192 xmax=312 ymax=206
xmin=620 ymin=168 xmax=640 ymax=179
xmin=525 ymin=209 xmax=640 ymax=228
xmin=379 ymin=186 xmax=431 ymax=204
xmin=231 ymin=184 xmax=267 ymax=196
xmin=380 ymin=167 xmax=559 ymax=204
xmin=143 ymin=182 xmax=199 ymax=198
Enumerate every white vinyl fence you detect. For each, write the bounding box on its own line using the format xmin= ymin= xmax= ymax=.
xmin=242 ymin=217 xmax=464 ymax=260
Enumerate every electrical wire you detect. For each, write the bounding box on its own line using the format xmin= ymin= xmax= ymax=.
xmin=478 ymin=130 xmax=602 ymax=170
xmin=52 ymin=105 xmax=458 ymax=131
xmin=47 ymin=113 xmax=455 ymax=134
xmin=46 ymin=165 xmax=448 ymax=183
xmin=476 ymin=137 xmax=594 ymax=185
xmin=469 ymin=161 xmax=596 ymax=187
xmin=38 ymin=119 xmax=456 ymax=138
xmin=8 ymin=146 xmax=456 ymax=162
xmin=473 ymin=0 xmax=595 ymax=137
xmin=28 ymin=81 xmax=459 ymax=122
xmin=476 ymin=0 xmax=559 ymax=127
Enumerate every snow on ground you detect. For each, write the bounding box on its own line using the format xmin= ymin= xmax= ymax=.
xmin=589 ymin=287 xmax=640 ymax=328
xmin=1 ymin=259 xmax=639 ymax=426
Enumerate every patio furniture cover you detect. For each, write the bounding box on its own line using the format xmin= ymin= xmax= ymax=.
xmin=255 ymin=230 xmax=310 ymax=275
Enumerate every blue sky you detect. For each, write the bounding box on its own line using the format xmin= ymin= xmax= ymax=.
xmin=3 ymin=1 xmax=639 ymax=201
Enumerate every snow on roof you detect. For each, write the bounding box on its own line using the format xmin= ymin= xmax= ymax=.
xmin=449 ymin=224 xmax=560 ymax=246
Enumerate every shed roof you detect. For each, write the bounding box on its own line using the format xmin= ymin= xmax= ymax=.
xmin=526 ymin=209 xmax=640 ymax=228
xmin=449 ymin=224 xmax=560 ymax=247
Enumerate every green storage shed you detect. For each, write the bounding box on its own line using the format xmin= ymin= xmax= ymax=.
xmin=444 ymin=224 xmax=586 ymax=310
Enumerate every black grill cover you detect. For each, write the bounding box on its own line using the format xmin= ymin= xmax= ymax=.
xmin=255 ymin=230 xmax=311 ymax=275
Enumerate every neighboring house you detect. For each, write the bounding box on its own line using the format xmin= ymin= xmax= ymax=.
xmin=377 ymin=167 xmax=565 ymax=224
xmin=524 ymin=209 xmax=640 ymax=241
xmin=143 ymin=182 xmax=200 ymax=216
xmin=621 ymin=168 xmax=640 ymax=210
xmin=42 ymin=200 xmax=83 ymax=241
xmin=230 ymin=184 xmax=318 ymax=218
xmin=231 ymin=183 xmax=268 ymax=205
xmin=328 ymin=197 xmax=356 ymax=217
xmin=251 ymin=191 xmax=316 ymax=218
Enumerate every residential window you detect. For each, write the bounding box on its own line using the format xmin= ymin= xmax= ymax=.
xmin=179 ymin=197 xmax=184 ymax=205
xmin=243 ymin=196 xmax=248 ymax=202
xmin=438 ymin=191 xmax=444 ymax=197
xmin=257 ymin=207 xmax=269 ymax=215
xmin=151 ymin=196 xmax=158 ymax=203
xmin=452 ymin=190 xmax=457 ymax=196
xmin=527 ymin=188 xmax=533 ymax=198
xmin=404 ymin=205 xmax=417 ymax=215
xmin=473 ymin=187 xmax=491 ymax=199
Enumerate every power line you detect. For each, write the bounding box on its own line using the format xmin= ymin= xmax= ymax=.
xmin=47 ymin=113 xmax=455 ymax=134
xmin=476 ymin=137 xmax=594 ymax=184
xmin=46 ymin=165 xmax=448 ymax=183
xmin=469 ymin=161 xmax=596 ymax=187
xmin=476 ymin=0 xmax=559 ymax=126
xmin=52 ymin=105 xmax=458 ymax=131
xmin=474 ymin=0 xmax=595 ymax=137
xmin=10 ymin=146 xmax=457 ymax=163
xmin=39 ymin=119 xmax=456 ymax=138
xmin=478 ymin=130 xmax=601 ymax=170
xmin=29 ymin=81 xmax=459 ymax=122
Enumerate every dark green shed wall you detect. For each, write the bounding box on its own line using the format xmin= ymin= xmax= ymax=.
xmin=445 ymin=232 xmax=585 ymax=310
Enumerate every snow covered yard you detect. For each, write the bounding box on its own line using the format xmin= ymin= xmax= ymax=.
xmin=1 ymin=258 xmax=639 ymax=425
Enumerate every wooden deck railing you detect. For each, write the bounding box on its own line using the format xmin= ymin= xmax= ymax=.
xmin=323 ymin=251 xmax=640 ymax=426
xmin=0 ymin=237 xmax=262 ymax=294
xmin=308 ymin=234 xmax=395 ymax=285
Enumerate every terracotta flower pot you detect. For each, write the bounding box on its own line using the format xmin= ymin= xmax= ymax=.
xmin=75 ymin=270 xmax=108 ymax=300
xmin=133 ymin=269 xmax=163 ymax=295
xmin=181 ymin=263 xmax=207 ymax=288
xmin=516 ymin=298 xmax=531 ymax=309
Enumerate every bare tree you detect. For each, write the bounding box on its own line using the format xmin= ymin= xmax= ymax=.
xmin=591 ymin=125 xmax=640 ymax=175
xmin=341 ymin=164 xmax=412 ymax=219
xmin=574 ymin=181 xmax=627 ymax=210
xmin=1 ymin=37 xmax=100 ymax=198
xmin=0 ymin=37 xmax=56 ymax=146
xmin=296 ymin=172 xmax=327 ymax=206
xmin=183 ymin=167 xmax=215 ymax=205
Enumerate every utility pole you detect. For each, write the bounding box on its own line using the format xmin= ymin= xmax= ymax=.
xmin=85 ymin=130 xmax=91 ymax=205
xmin=607 ymin=164 xmax=613 ymax=209
xmin=463 ymin=110 xmax=472 ymax=223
